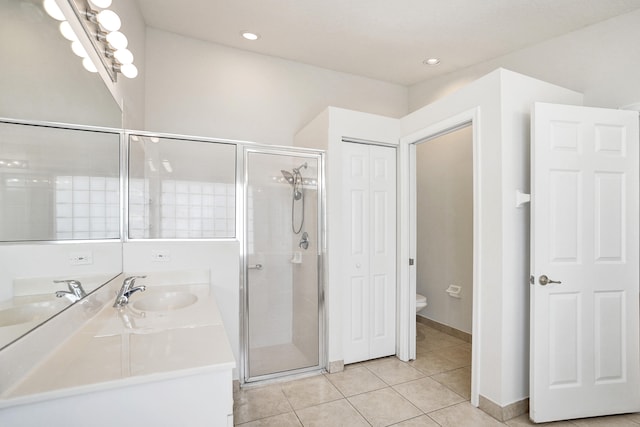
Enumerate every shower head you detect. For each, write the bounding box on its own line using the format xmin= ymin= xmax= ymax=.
xmin=282 ymin=164 xmax=306 ymax=200
xmin=293 ymin=162 xmax=308 ymax=174
xmin=281 ymin=169 xmax=294 ymax=184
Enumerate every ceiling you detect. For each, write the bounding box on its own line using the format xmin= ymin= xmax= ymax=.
xmin=135 ymin=0 xmax=640 ymax=86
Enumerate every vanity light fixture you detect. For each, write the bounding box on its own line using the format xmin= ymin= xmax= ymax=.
xmin=241 ymin=31 xmax=260 ymax=41
xmin=44 ymin=0 xmax=65 ymax=20
xmin=59 ymin=21 xmax=79 ymax=41
xmin=423 ymin=57 xmax=441 ymax=66
xmin=106 ymin=31 xmax=128 ymax=50
xmin=93 ymin=9 xmax=121 ymax=32
xmin=0 ymin=159 xmax=29 ymax=169
xmin=71 ymin=40 xmax=88 ymax=57
xmin=114 ymin=63 xmax=138 ymax=78
xmin=113 ymin=48 xmax=133 ymax=64
xmin=82 ymin=57 xmax=98 ymax=73
xmin=42 ymin=0 xmax=138 ymax=81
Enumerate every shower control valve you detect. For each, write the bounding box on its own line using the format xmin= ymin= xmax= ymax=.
xmin=299 ymin=232 xmax=310 ymax=250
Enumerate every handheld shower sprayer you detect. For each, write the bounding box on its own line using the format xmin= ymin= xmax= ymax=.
xmin=281 ymin=162 xmax=309 ymax=233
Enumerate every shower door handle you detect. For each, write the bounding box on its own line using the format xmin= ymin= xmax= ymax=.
xmin=248 ymin=264 xmax=263 ymax=270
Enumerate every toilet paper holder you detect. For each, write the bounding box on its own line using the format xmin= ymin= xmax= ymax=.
xmin=446 ymin=285 xmax=461 ymax=298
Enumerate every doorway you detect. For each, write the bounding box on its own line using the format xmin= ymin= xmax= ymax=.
xmin=415 ymin=125 xmax=473 ymax=337
xmin=405 ymin=110 xmax=481 ymax=407
xmin=242 ymin=148 xmax=324 ymax=383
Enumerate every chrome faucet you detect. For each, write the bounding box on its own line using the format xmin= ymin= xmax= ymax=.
xmin=54 ymin=279 xmax=87 ymax=303
xmin=113 ymin=275 xmax=147 ymax=308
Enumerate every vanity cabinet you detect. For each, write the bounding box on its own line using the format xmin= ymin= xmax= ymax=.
xmin=0 ymin=277 xmax=235 ymax=427
xmin=0 ymin=371 xmax=233 ymax=426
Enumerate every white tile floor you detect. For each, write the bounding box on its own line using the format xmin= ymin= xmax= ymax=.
xmin=234 ymin=322 xmax=640 ymax=426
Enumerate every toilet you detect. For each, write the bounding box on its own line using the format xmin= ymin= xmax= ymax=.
xmin=416 ymin=293 xmax=427 ymax=312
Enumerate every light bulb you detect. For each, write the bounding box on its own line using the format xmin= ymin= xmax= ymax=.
xmin=82 ymin=57 xmax=98 ymax=73
xmin=96 ymin=9 xmax=121 ymax=32
xmin=114 ymin=48 xmax=133 ymax=65
xmin=88 ymin=0 xmax=112 ymax=8
xmin=120 ymin=63 xmax=138 ymax=79
xmin=106 ymin=31 xmax=128 ymax=50
xmin=43 ymin=0 xmax=65 ymax=21
xmin=71 ymin=41 xmax=88 ymax=58
xmin=59 ymin=21 xmax=78 ymax=41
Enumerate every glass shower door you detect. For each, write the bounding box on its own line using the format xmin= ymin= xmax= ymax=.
xmin=244 ymin=150 xmax=321 ymax=381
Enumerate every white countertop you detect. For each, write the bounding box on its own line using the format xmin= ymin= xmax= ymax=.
xmin=0 ymin=282 xmax=235 ymax=407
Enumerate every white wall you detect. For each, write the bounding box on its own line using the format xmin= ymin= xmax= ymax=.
xmin=409 ymin=9 xmax=640 ymax=111
xmin=111 ymin=0 xmax=147 ymax=130
xmin=416 ymin=125 xmax=473 ymax=333
xmin=144 ymin=28 xmax=408 ymax=145
xmin=401 ymin=69 xmax=584 ymax=408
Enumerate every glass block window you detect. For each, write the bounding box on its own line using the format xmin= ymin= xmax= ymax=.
xmin=55 ymin=176 xmax=120 ymax=240
xmin=128 ymin=135 xmax=236 ymax=239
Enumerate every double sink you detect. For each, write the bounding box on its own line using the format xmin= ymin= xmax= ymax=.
xmin=0 ymin=284 xmax=199 ymax=329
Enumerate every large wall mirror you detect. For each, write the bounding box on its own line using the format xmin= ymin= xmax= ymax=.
xmin=0 ymin=0 xmax=123 ymax=350
xmin=0 ymin=121 xmax=121 ymax=242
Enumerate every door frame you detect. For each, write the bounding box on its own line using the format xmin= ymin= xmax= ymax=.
xmin=399 ymin=107 xmax=481 ymax=406
xmin=239 ymin=146 xmax=327 ymax=384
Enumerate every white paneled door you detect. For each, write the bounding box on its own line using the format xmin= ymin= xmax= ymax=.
xmin=530 ymin=103 xmax=640 ymax=422
xmin=342 ymin=142 xmax=396 ymax=364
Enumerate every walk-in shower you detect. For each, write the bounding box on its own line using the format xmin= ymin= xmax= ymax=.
xmin=243 ymin=150 xmax=324 ymax=383
xmin=281 ymin=162 xmax=307 ymax=234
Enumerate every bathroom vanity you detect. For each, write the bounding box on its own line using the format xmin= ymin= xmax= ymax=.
xmin=0 ymin=273 xmax=235 ymax=427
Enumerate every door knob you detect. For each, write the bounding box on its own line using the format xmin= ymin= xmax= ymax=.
xmin=356 ymin=263 xmax=361 ymax=268
xmin=539 ymin=275 xmax=561 ymax=286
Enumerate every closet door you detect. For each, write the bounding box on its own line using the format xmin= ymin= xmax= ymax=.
xmin=342 ymin=142 xmax=396 ymax=364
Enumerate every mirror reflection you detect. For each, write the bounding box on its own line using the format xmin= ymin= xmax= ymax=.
xmin=0 ymin=121 xmax=121 ymax=242
xmin=0 ymin=0 xmax=123 ymax=350
xmin=0 ymin=271 xmax=120 ymax=350
xmin=0 ymin=0 xmax=122 ymax=127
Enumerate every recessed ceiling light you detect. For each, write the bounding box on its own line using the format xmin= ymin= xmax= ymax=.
xmin=241 ymin=31 xmax=260 ymax=41
xmin=423 ymin=58 xmax=441 ymax=66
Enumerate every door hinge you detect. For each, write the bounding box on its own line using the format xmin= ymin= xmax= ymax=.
xmin=409 ymin=258 xmax=414 ymax=266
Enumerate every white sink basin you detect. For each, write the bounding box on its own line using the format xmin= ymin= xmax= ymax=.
xmin=133 ymin=291 xmax=198 ymax=312
xmin=0 ymin=301 xmax=66 ymax=328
